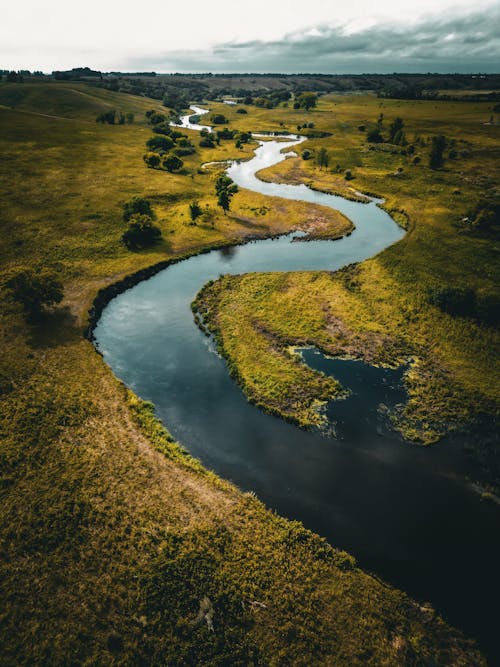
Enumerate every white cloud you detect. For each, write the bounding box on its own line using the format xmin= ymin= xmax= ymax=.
xmin=1 ymin=0 xmax=499 ymax=71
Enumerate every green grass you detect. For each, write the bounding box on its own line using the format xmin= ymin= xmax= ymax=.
xmin=0 ymin=83 xmax=488 ymax=665
xmin=193 ymin=94 xmax=499 ymax=459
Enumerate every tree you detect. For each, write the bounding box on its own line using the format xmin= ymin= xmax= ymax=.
xmin=7 ymin=269 xmax=63 ymax=318
xmin=215 ymin=173 xmax=238 ymax=214
xmin=162 ymin=155 xmax=183 ymax=172
xmin=189 ymin=201 xmax=202 ymax=222
xmin=122 ymin=214 xmax=162 ymax=250
xmin=123 ymin=196 xmax=155 ymax=221
xmin=217 ymin=189 xmax=231 ymax=214
xmin=215 ymin=174 xmax=238 ymax=197
xmin=316 ymin=147 xmax=329 ymax=170
xmin=429 ymin=135 xmax=446 ymax=169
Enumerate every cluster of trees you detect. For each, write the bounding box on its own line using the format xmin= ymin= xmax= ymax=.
xmin=3 ymin=71 xmax=25 ymax=83
xmin=96 ymin=110 xmax=134 ymax=125
xmin=253 ymin=90 xmax=291 ymax=109
xmin=429 ymin=286 xmax=499 ymax=328
xmin=366 ymin=115 xmax=407 ymax=146
xmin=6 ymin=269 xmax=64 ymax=320
xmin=293 ymin=92 xmax=318 ymax=110
xmin=143 ymin=111 xmax=196 ymax=171
xmin=197 ymin=127 xmax=251 ymax=150
xmin=121 ymin=197 xmax=162 ymax=250
xmin=215 ymin=174 xmax=238 ymax=214
xmin=364 ymin=116 xmax=453 ymax=169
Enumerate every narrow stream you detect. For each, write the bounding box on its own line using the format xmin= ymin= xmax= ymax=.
xmin=95 ymin=108 xmax=500 ymax=662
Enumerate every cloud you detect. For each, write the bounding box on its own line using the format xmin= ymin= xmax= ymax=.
xmin=132 ymin=6 xmax=500 ymax=73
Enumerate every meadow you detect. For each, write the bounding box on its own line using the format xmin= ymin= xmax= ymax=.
xmin=194 ymin=94 xmax=500 ymax=467
xmin=0 ymin=80 xmax=492 ymax=665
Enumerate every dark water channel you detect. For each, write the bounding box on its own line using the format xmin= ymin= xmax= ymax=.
xmin=94 ymin=129 xmax=500 ymax=663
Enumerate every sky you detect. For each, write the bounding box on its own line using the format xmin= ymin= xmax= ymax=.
xmin=1 ymin=0 xmax=499 ymax=73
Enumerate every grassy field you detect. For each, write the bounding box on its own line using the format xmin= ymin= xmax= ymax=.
xmin=194 ymin=95 xmax=499 ymax=470
xmin=0 ymin=81 xmax=491 ymax=665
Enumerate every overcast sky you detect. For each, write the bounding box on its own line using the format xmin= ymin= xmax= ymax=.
xmin=2 ymin=0 xmax=499 ymax=73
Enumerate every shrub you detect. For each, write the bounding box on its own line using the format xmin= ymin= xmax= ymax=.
xmin=211 ymin=114 xmax=228 ymax=124
xmin=122 ymin=214 xmax=162 ymax=250
xmin=301 ymin=149 xmax=312 ymax=160
xmin=199 ymin=137 xmax=215 ymax=148
xmin=143 ymin=152 xmax=161 ymax=169
xmin=162 ymin=155 xmax=183 ymax=172
xmin=148 ymin=112 xmax=167 ymax=125
xmin=367 ymin=127 xmax=383 ymax=143
xmin=344 ymin=169 xmax=354 ymax=180
xmin=152 ymin=122 xmax=173 ymax=136
xmin=146 ymin=136 xmax=174 ymax=152
xmin=236 ymin=108 xmax=247 ymax=114
xmin=96 ymin=110 xmax=117 ymax=124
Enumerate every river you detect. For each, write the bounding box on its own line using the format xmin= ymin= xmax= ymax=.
xmin=94 ymin=107 xmax=500 ymax=662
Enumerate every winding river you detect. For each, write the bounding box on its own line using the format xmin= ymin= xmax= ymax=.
xmin=95 ymin=108 xmax=500 ymax=662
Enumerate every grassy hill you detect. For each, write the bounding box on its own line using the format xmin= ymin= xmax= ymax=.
xmin=0 ymin=83 xmax=488 ymax=665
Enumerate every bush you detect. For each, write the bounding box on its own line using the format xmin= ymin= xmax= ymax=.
xmin=143 ymin=152 xmax=161 ymax=169
xmin=162 ymin=155 xmax=183 ymax=172
xmin=123 ymin=196 xmax=155 ymax=222
xmin=174 ymin=146 xmax=195 ymax=157
xmin=148 ymin=112 xmax=167 ymax=125
xmin=7 ymin=269 xmax=63 ymax=318
xmin=216 ymin=128 xmax=236 ymax=140
xmin=122 ymin=214 xmax=162 ymax=250
xmin=211 ymin=114 xmax=228 ymax=124
xmin=152 ymin=122 xmax=173 ymax=136
xmin=199 ymin=137 xmax=215 ymax=148
xmin=96 ymin=110 xmax=117 ymax=125
xmin=146 ymin=136 xmax=174 ymax=152
xmin=301 ymin=149 xmax=312 ymax=160
xmin=236 ymin=108 xmax=247 ymax=114
xmin=344 ymin=169 xmax=354 ymax=180
xmin=367 ymin=127 xmax=383 ymax=143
